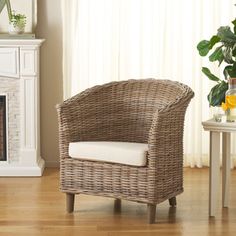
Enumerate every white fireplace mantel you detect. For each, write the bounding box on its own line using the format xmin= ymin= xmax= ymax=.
xmin=0 ymin=39 xmax=45 ymax=176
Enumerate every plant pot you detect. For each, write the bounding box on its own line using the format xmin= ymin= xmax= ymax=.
xmin=210 ymin=106 xmax=226 ymax=122
xmin=8 ymin=22 xmax=25 ymax=35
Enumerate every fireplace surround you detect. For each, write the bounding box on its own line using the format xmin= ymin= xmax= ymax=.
xmin=0 ymin=39 xmax=45 ymax=176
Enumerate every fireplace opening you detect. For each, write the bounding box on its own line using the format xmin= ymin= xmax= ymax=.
xmin=0 ymin=95 xmax=7 ymax=161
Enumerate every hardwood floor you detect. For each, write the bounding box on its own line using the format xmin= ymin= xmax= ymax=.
xmin=0 ymin=168 xmax=236 ymax=236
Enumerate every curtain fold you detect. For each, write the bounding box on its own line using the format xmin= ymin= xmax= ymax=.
xmin=61 ymin=0 xmax=236 ymax=167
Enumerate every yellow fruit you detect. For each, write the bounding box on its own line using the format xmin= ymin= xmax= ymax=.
xmin=226 ymin=95 xmax=236 ymax=109
xmin=221 ymin=102 xmax=228 ymax=111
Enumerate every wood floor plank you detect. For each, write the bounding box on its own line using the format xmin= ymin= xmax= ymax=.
xmin=0 ymin=168 xmax=236 ymax=235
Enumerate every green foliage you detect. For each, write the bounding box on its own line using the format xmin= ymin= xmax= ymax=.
xmin=0 ymin=1 xmax=27 ymax=27
xmin=232 ymin=19 xmax=236 ymax=34
xmin=197 ymin=40 xmax=211 ymax=56
xmin=217 ymin=26 xmax=236 ymax=45
xmin=223 ymin=63 xmax=236 ymax=79
xmin=0 ymin=0 xmax=12 ymax=21
xmin=5 ymin=0 xmax=12 ymax=20
xmin=197 ymin=16 xmax=236 ymax=106
xmin=0 ymin=0 xmax=5 ymax=14
xmin=10 ymin=11 xmax=26 ymax=29
xmin=197 ymin=36 xmax=221 ymax=57
xmin=209 ymin=46 xmax=224 ymax=64
xmin=207 ymin=81 xmax=228 ymax=107
xmin=0 ymin=0 xmax=26 ymax=29
xmin=202 ymin=67 xmax=220 ymax=82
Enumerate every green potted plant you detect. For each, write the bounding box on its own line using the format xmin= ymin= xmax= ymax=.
xmin=9 ymin=11 xmax=26 ymax=34
xmin=0 ymin=0 xmax=26 ymax=34
xmin=197 ymin=19 xmax=236 ymax=108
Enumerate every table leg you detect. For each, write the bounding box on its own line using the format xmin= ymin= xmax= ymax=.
xmin=209 ymin=131 xmax=220 ymax=217
xmin=222 ymin=132 xmax=231 ymax=208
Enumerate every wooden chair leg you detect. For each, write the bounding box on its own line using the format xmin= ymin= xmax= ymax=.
xmin=114 ymin=199 xmax=121 ymax=212
xmin=147 ymin=204 xmax=156 ymax=224
xmin=66 ymin=193 xmax=75 ymax=213
xmin=169 ymin=197 xmax=176 ymax=207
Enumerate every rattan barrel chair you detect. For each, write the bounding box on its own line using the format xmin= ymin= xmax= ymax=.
xmin=57 ymin=79 xmax=194 ymax=223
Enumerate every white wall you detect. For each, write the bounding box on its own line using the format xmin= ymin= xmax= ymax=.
xmin=36 ymin=0 xmax=63 ymax=167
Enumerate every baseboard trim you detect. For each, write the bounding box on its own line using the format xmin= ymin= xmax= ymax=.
xmin=0 ymin=159 xmax=45 ymax=176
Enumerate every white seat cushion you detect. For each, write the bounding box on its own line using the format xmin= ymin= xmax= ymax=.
xmin=69 ymin=141 xmax=148 ymax=167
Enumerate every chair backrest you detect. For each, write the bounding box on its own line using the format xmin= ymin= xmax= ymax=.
xmin=64 ymin=79 xmax=193 ymax=143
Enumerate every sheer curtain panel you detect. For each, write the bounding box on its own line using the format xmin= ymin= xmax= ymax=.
xmin=61 ymin=0 xmax=236 ymax=167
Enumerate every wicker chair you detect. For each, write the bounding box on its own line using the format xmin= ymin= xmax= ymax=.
xmin=56 ymin=79 xmax=194 ymax=223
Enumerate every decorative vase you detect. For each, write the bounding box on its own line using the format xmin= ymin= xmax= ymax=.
xmin=224 ymin=78 xmax=236 ymax=122
xmin=8 ymin=22 xmax=24 ymax=35
xmin=211 ymin=106 xmax=226 ymax=122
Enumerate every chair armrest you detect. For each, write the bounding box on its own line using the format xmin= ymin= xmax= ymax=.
xmin=146 ymin=88 xmax=194 ymax=200
xmin=56 ymin=84 xmax=115 ymax=159
xmin=56 ymin=103 xmax=74 ymax=159
xmin=56 ymin=91 xmax=97 ymax=159
xmin=147 ymin=88 xmax=194 ymax=182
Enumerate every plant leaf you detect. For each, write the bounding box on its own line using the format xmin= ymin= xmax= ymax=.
xmin=232 ymin=43 xmax=236 ymax=57
xmin=5 ymin=0 xmax=11 ymax=20
xmin=197 ymin=40 xmax=210 ymax=56
xmin=207 ymin=81 xmax=228 ymax=106
xmin=217 ymin=26 xmax=236 ymax=45
xmin=0 ymin=0 xmax=6 ymax=14
xmin=197 ymin=36 xmax=220 ymax=57
xmin=223 ymin=65 xmax=233 ymax=80
xmin=232 ymin=18 xmax=236 ymax=34
xmin=202 ymin=67 xmax=220 ymax=82
xmin=209 ymin=46 xmax=223 ymax=63
xmin=209 ymin=35 xmax=220 ymax=49
xmin=227 ymin=62 xmax=236 ymax=78
xmin=223 ymin=47 xmax=234 ymax=64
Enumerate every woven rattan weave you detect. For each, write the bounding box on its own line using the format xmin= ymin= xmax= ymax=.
xmin=57 ymin=79 xmax=194 ymax=221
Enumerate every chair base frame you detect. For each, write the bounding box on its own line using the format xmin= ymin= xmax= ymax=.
xmin=65 ymin=193 xmax=177 ymax=224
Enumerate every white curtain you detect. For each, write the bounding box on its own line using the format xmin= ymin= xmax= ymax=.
xmin=61 ymin=0 xmax=236 ymax=167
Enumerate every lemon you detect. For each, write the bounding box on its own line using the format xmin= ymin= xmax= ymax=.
xmin=226 ymin=95 xmax=236 ymax=109
xmin=221 ymin=102 xmax=228 ymax=111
